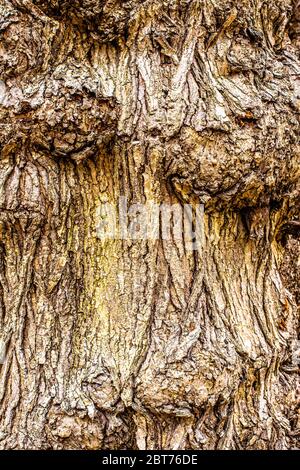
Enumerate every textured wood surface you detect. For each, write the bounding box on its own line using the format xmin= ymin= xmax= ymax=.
xmin=0 ymin=0 xmax=299 ymax=449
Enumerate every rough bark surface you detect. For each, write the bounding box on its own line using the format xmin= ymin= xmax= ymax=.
xmin=0 ymin=0 xmax=299 ymax=449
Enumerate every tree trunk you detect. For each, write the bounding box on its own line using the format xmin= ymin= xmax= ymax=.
xmin=0 ymin=0 xmax=299 ymax=450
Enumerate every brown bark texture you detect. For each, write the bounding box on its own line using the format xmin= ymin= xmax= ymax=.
xmin=0 ymin=0 xmax=299 ymax=450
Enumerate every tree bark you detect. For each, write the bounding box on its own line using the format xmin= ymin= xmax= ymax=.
xmin=0 ymin=0 xmax=299 ymax=449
